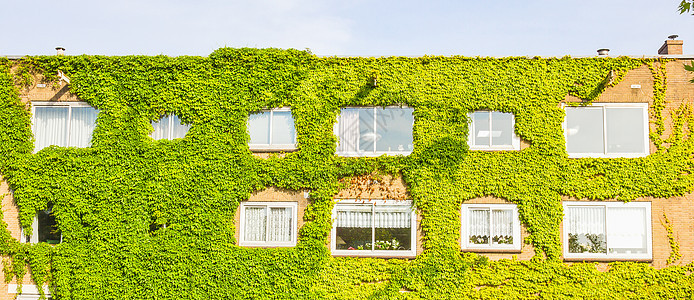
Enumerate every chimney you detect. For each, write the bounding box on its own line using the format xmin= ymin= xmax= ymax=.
xmin=597 ymin=48 xmax=610 ymax=56
xmin=55 ymin=47 xmax=65 ymax=56
xmin=658 ymin=35 xmax=683 ymax=55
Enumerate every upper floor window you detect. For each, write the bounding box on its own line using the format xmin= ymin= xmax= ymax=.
xmin=239 ymin=202 xmax=297 ymax=247
xmin=468 ymin=111 xmax=520 ymax=151
xmin=247 ymin=108 xmax=297 ymax=151
xmin=22 ymin=204 xmax=62 ymax=244
xmin=331 ymin=200 xmax=416 ymax=257
xmin=334 ymin=107 xmax=414 ymax=157
xmin=563 ymin=201 xmax=651 ymax=260
xmin=31 ymin=102 xmax=99 ymax=152
xmin=151 ymin=114 xmax=190 ymax=140
xmin=563 ymin=103 xmax=648 ymax=158
xmin=461 ymin=204 xmax=521 ymax=251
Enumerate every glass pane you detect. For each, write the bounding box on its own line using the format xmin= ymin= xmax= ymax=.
xmin=491 ymin=209 xmax=514 ymax=245
xmin=268 ymin=207 xmax=292 ymax=242
xmin=472 ymin=112 xmax=490 ymax=146
xmin=247 ymin=112 xmax=270 ymax=144
xmin=337 ymin=108 xmax=360 ymax=153
xmin=358 ymin=108 xmax=375 ymax=152
xmin=491 ymin=112 xmax=514 ymax=146
xmin=244 ymin=207 xmax=267 ymax=242
xmin=38 ymin=205 xmax=61 ymax=244
xmin=69 ymin=107 xmax=98 ymax=147
xmin=170 ymin=114 xmax=191 ymax=139
xmin=34 ymin=106 xmax=69 ymax=150
xmin=374 ymin=205 xmax=411 ymax=250
xmin=335 ymin=204 xmax=372 ymax=250
xmin=375 ymin=108 xmax=414 ymax=152
xmin=151 ymin=115 xmax=171 ymax=140
xmin=607 ymin=207 xmax=647 ymax=254
xmin=566 ymin=206 xmax=606 ymax=253
xmin=606 ymin=108 xmax=645 ymax=154
xmin=565 ymin=107 xmax=604 ymax=154
xmin=271 ymin=111 xmax=296 ymax=145
xmin=469 ymin=209 xmax=490 ymax=245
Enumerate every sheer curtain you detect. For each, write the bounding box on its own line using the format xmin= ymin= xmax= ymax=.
xmin=567 ymin=206 xmax=605 ymax=236
xmin=271 ymin=111 xmax=296 ymax=145
xmin=491 ymin=209 xmax=513 ymax=241
xmin=607 ymin=207 xmax=646 ymax=253
xmin=247 ymin=112 xmax=270 ymax=144
xmin=151 ymin=115 xmax=171 ymax=140
xmin=335 ymin=205 xmax=372 ymax=228
xmin=69 ymin=107 xmax=98 ymax=147
xmin=469 ymin=209 xmax=490 ymax=241
xmin=152 ymin=114 xmax=190 ymax=140
xmin=374 ymin=205 xmax=411 ymax=228
xmin=244 ymin=207 xmax=267 ymax=242
xmin=170 ymin=115 xmax=191 ymax=139
xmin=34 ymin=107 xmax=69 ymax=151
xmin=268 ymin=207 xmax=292 ymax=242
xmin=335 ymin=109 xmax=359 ymax=153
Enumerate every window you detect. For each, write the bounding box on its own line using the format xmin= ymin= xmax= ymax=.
xmin=31 ymin=102 xmax=99 ymax=152
xmin=22 ymin=204 xmax=62 ymax=244
xmin=239 ymin=202 xmax=297 ymax=247
xmin=331 ymin=200 xmax=416 ymax=257
xmin=468 ymin=111 xmax=520 ymax=150
xmin=563 ymin=103 xmax=648 ymax=158
xmin=247 ymin=108 xmax=297 ymax=151
xmin=461 ymin=204 xmax=521 ymax=250
xmin=151 ymin=114 xmax=190 ymax=140
xmin=334 ymin=107 xmax=414 ymax=157
xmin=563 ymin=202 xmax=652 ymax=260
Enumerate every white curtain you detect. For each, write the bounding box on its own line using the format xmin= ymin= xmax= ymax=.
xmin=271 ymin=111 xmax=296 ymax=145
xmin=170 ymin=114 xmax=191 ymax=139
xmin=244 ymin=207 xmax=267 ymax=242
xmin=469 ymin=209 xmax=490 ymax=238
xmin=491 ymin=209 xmax=513 ymax=239
xmin=268 ymin=207 xmax=292 ymax=242
xmin=151 ymin=115 xmax=171 ymax=140
xmin=69 ymin=107 xmax=98 ymax=147
xmin=335 ymin=109 xmax=359 ymax=153
xmin=152 ymin=114 xmax=190 ymax=140
xmin=34 ymin=107 xmax=69 ymax=151
xmin=374 ymin=205 xmax=411 ymax=228
xmin=247 ymin=112 xmax=270 ymax=144
xmin=336 ymin=205 xmax=372 ymax=228
xmin=567 ymin=206 xmax=605 ymax=235
xmin=607 ymin=207 xmax=646 ymax=251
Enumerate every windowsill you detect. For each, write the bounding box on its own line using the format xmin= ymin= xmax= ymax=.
xmin=563 ymin=256 xmax=652 ymax=262
xmin=335 ymin=151 xmax=412 ymax=157
xmin=249 ymin=145 xmax=299 ymax=152
xmin=468 ymin=147 xmax=521 ymax=151
xmin=332 ymin=250 xmax=417 ymax=258
xmin=238 ymin=243 xmax=297 ymax=248
xmin=462 ymin=248 xmax=522 ymax=253
xmin=567 ymin=153 xmax=649 ymax=158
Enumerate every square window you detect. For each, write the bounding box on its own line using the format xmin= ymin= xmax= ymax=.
xmin=461 ymin=204 xmax=521 ymax=250
xmin=22 ymin=204 xmax=62 ymax=244
xmin=247 ymin=108 xmax=297 ymax=151
xmin=467 ymin=111 xmax=520 ymax=151
xmin=31 ymin=102 xmax=99 ymax=152
xmin=239 ymin=202 xmax=297 ymax=247
xmin=331 ymin=200 xmax=416 ymax=257
xmin=563 ymin=201 xmax=652 ymax=260
xmin=334 ymin=107 xmax=414 ymax=157
xmin=151 ymin=114 xmax=190 ymax=140
xmin=563 ymin=103 xmax=648 ymax=158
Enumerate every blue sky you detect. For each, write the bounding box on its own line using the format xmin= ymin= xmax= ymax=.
xmin=1 ymin=0 xmax=692 ymax=57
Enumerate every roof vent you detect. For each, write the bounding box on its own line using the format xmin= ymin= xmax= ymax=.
xmin=55 ymin=47 xmax=65 ymax=56
xmin=597 ymin=48 xmax=610 ymax=56
xmin=668 ymin=35 xmax=679 ymax=40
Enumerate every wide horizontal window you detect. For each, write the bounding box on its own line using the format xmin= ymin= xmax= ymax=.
xmin=31 ymin=102 xmax=99 ymax=152
xmin=151 ymin=114 xmax=190 ymax=140
xmin=461 ymin=204 xmax=521 ymax=250
xmin=563 ymin=103 xmax=648 ymax=158
xmin=22 ymin=204 xmax=62 ymax=244
xmin=239 ymin=202 xmax=297 ymax=247
xmin=468 ymin=111 xmax=520 ymax=151
xmin=563 ymin=201 xmax=651 ymax=260
xmin=247 ymin=108 xmax=297 ymax=151
xmin=334 ymin=107 xmax=414 ymax=157
xmin=331 ymin=200 xmax=416 ymax=257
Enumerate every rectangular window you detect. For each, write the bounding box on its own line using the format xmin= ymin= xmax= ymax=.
xmin=331 ymin=200 xmax=416 ymax=257
xmin=461 ymin=204 xmax=521 ymax=250
xmin=239 ymin=202 xmax=297 ymax=247
xmin=334 ymin=107 xmax=414 ymax=157
xmin=563 ymin=103 xmax=648 ymax=158
xmin=247 ymin=108 xmax=297 ymax=151
xmin=31 ymin=102 xmax=99 ymax=152
xmin=151 ymin=114 xmax=190 ymax=140
xmin=22 ymin=204 xmax=62 ymax=244
xmin=563 ymin=201 xmax=652 ymax=260
xmin=468 ymin=111 xmax=520 ymax=150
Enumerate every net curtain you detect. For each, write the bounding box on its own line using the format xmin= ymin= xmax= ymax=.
xmin=335 ymin=109 xmax=360 ymax=153
xmin=567 ymin=206 xmax=605 ymax=235
xmin=34 ymin=106 xmax=98 ymax=151
xmin=244 ymin=206 xmax=292 ymax=242
xmin=336 ymin=205 xmax=411 ymax=229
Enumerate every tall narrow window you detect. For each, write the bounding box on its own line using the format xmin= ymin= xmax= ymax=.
xmin=247 ymin=108 xmax=297 ymax=151
xmin=151 ymin=114 xmax=190 ymax=140
xmin=331 ymin=200 xmax=416 ymax=257
xmin=468 ymin=111 xmax=520 ymax=151
xmin=563 ymin=201 xmax=651 ymax=260
xmin=23 ymin=204 xmax=62 ymax=244
xmin=334 ymin=107 xmax=414 ymax=157
xmin=239 ymin=202 xmax=297 ymax=247
xmin=32 ymin=102 xmax=99 ymax=152
xmin=563 ymin=103 xmax=648 ymax=158
xmin=461 ymin=204 xmax=521 ymax=250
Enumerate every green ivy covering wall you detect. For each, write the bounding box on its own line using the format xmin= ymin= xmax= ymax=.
xmin=0 ymin=49 xmax=693 ymax=299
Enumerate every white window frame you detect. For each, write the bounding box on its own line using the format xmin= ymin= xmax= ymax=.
xmin=334 ymin=106 xmax=414 ymax=157
xmin=467 ymin=111 xmax=521 ymax=151
xmin=239 ymin=202 xmax=297 ymax=247
xmin=8 ymin=284 xmax=51 ymax=299
xmin=562 ymin=103 xmax=649 ymax=158
xmin=247 ymin=107 xmax=298 ymax=151
xmin=461 ymin=204 xmax=521 ymax=251
xmin=331 ymin=199 xmax=417 ymax=257
xmin=30 ymin=101 xmax=98 ymax=152
xmin=562 ymin=201 xmax=652 ymax=260
xmin=21 ymin=214 xmax=63 ymax=244
xmin=151 ymin=114 xmax=190 ymax=140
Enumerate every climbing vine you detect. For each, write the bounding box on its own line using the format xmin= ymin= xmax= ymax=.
xmin=0 ymin=51 xmax=693 ymax=299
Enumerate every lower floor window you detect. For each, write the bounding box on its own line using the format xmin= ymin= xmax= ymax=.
xmin=461 ymin=204 xmax=521 ymax=250
xmin=332 ymin=200 xmax=416 ymax=257
xmin=563 ymin=201 xmax=652 ymax=260
xmin=239 ymin=202 xmax=297 ymax=247
xmin=23 ymin=204 xmax=62 ymax=244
